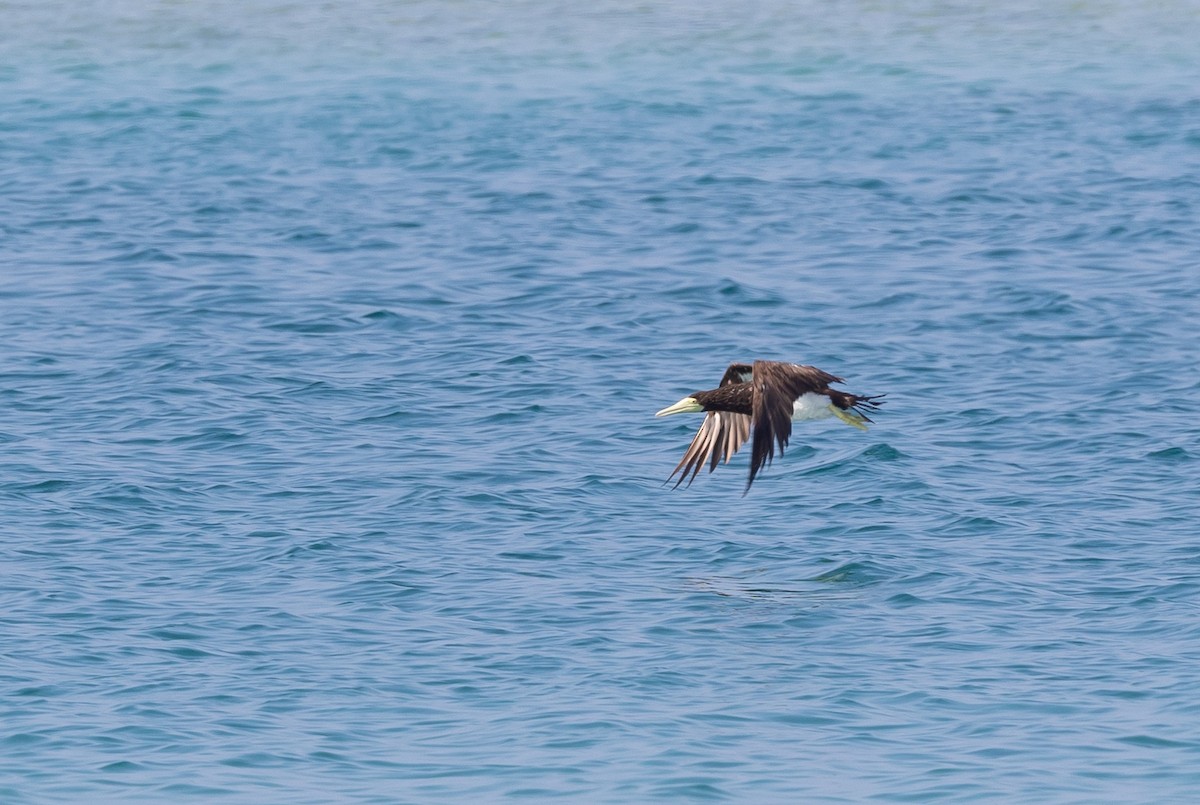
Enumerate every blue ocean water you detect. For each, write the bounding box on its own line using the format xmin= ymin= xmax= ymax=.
xmin=3 ymin=1 xmax=1200 ymax=802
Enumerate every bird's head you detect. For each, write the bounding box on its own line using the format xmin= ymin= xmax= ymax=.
xmin=655 ymin=395 xmax=705 ymax=417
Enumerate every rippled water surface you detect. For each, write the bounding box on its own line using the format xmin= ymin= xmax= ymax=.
xmin=3 ymin=1 xmax=1200 ymax=802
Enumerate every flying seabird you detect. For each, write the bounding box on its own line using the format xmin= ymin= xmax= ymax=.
xmin=655 ymin=360 xmax=884 ymax=493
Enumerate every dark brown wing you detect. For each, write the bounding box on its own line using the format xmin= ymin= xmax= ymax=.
xmin=666 ymin=409 xmax=752 ymax=488
xmin=666 ymin=362 xmax=753 ymax=488
xmin=746 ymin=361 xmax=843 ymax=492
xmin=718 ymin=362 xmax=754 ymax=387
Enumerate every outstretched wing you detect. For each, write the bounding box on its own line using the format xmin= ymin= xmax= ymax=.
xmin=718 ymin=362 xmax=754 ymax=387
xmin=666 ymin=362 xmax=753 ymax=488
xmin=667 ymin=409 xmax=752 ymax=488
xmin=746 ymin=361 xmax=843 ymax=491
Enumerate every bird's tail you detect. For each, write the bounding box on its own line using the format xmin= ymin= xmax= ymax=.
xmin=830 ymin=393 xmax=886 ymax=431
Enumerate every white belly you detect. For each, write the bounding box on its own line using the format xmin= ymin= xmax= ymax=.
xmin=791 ymin=392 xmax=835 ymax=421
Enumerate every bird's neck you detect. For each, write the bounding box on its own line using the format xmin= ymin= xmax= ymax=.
xmin=695 ymin=384 xmax=753 ymax=415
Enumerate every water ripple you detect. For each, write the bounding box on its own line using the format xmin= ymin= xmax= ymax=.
xmin=2 ymin=2 xmax=1200 ymax=803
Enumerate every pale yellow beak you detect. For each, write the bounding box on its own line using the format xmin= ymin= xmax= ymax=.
xmin=655 ymin=396 xmax=703 ymax=417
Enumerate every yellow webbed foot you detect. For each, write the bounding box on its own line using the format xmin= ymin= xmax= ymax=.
xmin=831 ymin=406 xmax=869 ymax=431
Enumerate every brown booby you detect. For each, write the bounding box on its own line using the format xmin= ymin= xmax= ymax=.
xmin=656 ymin=360 xmax=884 ymax=493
